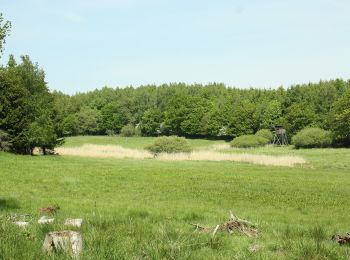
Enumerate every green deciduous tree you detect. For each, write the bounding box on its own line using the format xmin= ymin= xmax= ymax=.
xmin=27 ymin=114 xmax=61 ymax=154
xmin=0 ymin=55 xmax=60 ymax=154
xmin=285 ymin=103 xmax=315 ymax=136
xmin=140 ymin=108 xmax=163 ymax=136
xmin=332 ymin=89 xmax=350 ymax=145
xmin=260 ymin=100 xmax=283 ymax=129
xmin=226 ymin=99 xmax=258 ymax=137
xmin=76 ymin=106 xmax=102 ymax=135
xmin=101 ymin=103 xmax=130 ymax=134
xmin=0 ymin=13 xmax=11 ymax=56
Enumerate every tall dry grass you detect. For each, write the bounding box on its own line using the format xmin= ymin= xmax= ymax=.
xmin=157 ymin=151 xmax=306 ymax=167
xmin=56 ymin=144 xmax=306 ymax=167
xmin=56 ymin=144 xmax=152 ymax=159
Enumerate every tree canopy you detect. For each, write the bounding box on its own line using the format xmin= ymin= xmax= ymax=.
xmin=0 ymin=55 xmax=62 ymax=154
xmin=0 ymin=13 xmax=11 ymax=56
xmin=50 ymin=80 xmax=350 ymax=143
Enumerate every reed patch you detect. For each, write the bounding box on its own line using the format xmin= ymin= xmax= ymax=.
xmin=56 ymin=144 xmax=306 ymax=167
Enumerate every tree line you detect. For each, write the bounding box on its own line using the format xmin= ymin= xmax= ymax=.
xmin=50 ymin=80 xmax=350 ymax=143
xmin=1 ymin=12 xmax=350 ymax=154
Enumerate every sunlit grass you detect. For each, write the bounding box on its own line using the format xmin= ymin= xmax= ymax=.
xmin=56 ymin=144 xmax=306 ymax=167
xmin=1 ymin=136 xmax=350 ymax=259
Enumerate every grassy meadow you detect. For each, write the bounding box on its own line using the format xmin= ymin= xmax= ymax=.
xmin=1 ymin=136 xmax=350 ymax=259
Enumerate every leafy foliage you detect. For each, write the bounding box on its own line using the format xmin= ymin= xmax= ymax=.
xmin=292 ymin=127 xmax=332 ymax=149
xmin=255 ymin=129 xmax=273 ymax=142
xmin=146 ymin=136 xmax=192 ymax=155
xmin=0 ymin=13 xmax=11 ymax=56
xmin=44 ymin=80 xmax=350 ymax=144
xmin=120 ymin=124 xmax=136 ymax=137
xmin=332 ymin=89 xmax=350 ymax=146
xmin=259 ymin=100 xmax=283 ymax=129
xmin=140 ymin=108 xmax=163 ymax=136
xmin=0 ymin=130 xmax=11 ymax=151
xmin=0 ymin=56 xmax=61 ymax=154
xmin=230 ymin=135 xmax=269 ymax=148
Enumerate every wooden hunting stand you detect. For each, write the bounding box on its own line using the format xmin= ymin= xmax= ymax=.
xmin=272 ymin=126 xmax=288 ymax=146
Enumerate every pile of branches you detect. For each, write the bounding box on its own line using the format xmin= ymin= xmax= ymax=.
xmin=332 ymin=233 xmax=350 ymax=245
xmin=190 ymin=212 xmax=258 ymax=237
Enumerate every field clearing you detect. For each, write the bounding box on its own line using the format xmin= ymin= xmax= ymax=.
xmin=56 ymin=143 xmax=306 ymax=167
xmin=1 ymin=136 xmax=350 ymax=259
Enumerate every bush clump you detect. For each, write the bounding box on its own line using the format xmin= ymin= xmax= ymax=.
xmin=230 ymin=135 xmax=269 ymax=148
xmin=292 ymin=127 xmax=332 ymax=149
xmin=255 ymin=129 xmax=273 ymax=142
xmin=120 ymin=124 xmax=136 ymax=137
xmin=0 ymin=130 xmax=12 ymax=152
xmin=146 ymin=136 xmax=192 ymax=155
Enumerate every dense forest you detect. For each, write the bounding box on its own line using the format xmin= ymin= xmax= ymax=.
xmin=50 ymin=79 xmax=350 ymax=140
xmin=1 ymin=13 xmax=350 ymax=154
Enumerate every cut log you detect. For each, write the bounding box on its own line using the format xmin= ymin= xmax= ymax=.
xmin=43 ymin=230 xmax=82 ymax=257
xmin=65 ymin=218 xmax=83 ymax=227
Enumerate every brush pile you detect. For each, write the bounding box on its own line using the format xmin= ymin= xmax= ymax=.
xmin=190 ymin=212 xmax=258 ymax=237
xmin=332 ymin=233 xmax=350 ymax=245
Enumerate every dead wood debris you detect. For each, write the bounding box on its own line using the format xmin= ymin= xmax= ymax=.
xmin=190 ymin=211 xmax=258 ymax=237
xmin=332 ymin=234 xmax=350 ymax=245
xmin=39 ymin=205 xmax=60 ymax=215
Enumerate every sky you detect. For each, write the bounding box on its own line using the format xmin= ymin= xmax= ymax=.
xmin=1 ymin=0 xmax=350 ymax=94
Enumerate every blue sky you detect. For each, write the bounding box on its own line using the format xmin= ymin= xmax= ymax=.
xmin=1 ymin=0 xmax=349 ymax=94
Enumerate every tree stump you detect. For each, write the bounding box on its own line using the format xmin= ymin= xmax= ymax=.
xmin=43 ymin=230 xmax=82 ymax=257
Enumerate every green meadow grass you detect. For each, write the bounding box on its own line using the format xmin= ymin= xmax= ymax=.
xmin=1 ymin=136 xmax=350 ymax=259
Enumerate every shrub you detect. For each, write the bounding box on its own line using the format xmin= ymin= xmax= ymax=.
xmin=146 ymin=136 xmax=192 ymax=155
xmin=120 ymin=124 xmax=136 ymax=137
xmin=134 ymin=124 xmax=142 ymax=136
xmin=230 ymin=135 xmax=269 ymax=148
xmin=0 ymin=130 xmax=11 ymax=151
xmin=255 ymin=129 xmax=273 ymax=142
xmin=106 ymin=129 xmax=115 ymax=136
xmin=292 ymin=127 xmax=332 ymax=149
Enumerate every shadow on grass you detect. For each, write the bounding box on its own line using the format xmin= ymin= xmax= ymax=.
xmin=0 ymin=198 xmax=20 ymax=211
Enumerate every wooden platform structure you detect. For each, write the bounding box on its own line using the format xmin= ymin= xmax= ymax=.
xmin=272 ymin=126 xmax=288 ymax=146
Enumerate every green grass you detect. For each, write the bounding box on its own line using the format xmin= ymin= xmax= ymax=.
xmin=225 ymin=145 xmax=350 ymax=169
xmin=1 ymin=136 xmax=350 ymax=259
